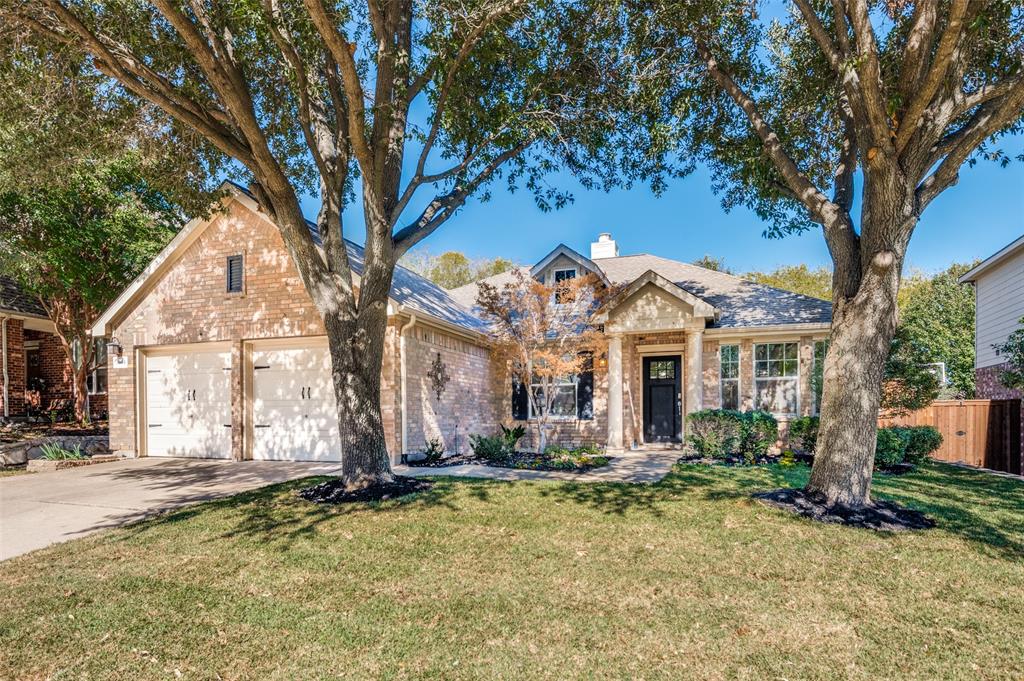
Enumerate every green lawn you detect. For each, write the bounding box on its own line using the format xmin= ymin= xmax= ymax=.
xmin=1 ymin=463 xmax=1022 ymax=680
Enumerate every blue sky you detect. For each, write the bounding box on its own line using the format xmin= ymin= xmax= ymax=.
xmin=302 ymin=134 xmax=1023 ymax=276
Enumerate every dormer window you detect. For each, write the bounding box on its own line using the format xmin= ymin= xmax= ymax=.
xmin=553 ymin=268 xmax=576 ymax=303
xmin=226 ymin=254 xmax=244 ymax=293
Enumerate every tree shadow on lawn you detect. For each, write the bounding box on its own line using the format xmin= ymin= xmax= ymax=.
xmin=116 ymin=474 xmax=503 ymax=551
xmin=537 ymin=463 xmax=797 ymax=518
xmin=871 ymin=463 xmax=1024 ymax=560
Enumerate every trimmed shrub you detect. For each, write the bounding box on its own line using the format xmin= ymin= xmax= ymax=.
xmin=902 ymin=426 xmax=943 ymax=464
xmin=686 ymin=409 xmax=743 ymax=459
xmin=574 ymin=442 xmax=603 ymax=457
xmin=423 ymin=438 xmax=444 ymax=463
xmin=875 ymin=427 xmax=911 ymax=468
xmin=739 ymin=411 xmax=779 ymax=463
xmin=470 ymin=434 xmax=511 ymax=462
xmin=500 ymin=424 xmax=526 ymax=450
xmin=788 ymin=416 xmax=820 ymax=454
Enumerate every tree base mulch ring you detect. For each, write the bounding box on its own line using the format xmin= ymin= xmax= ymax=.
xmin=753 ymin=488 xmax=936 ymax=532
xmin=299 ymin=476 xmax=433 ymax=504
xmin=407 ymin=451 xmax=612 ymax=472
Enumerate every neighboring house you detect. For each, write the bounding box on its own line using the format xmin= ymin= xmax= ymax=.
xmin=0 ymin=276 xmax=106 ymax=421
xmin=959 ymin=235 xmax=1024 ymax=454
xmin=91 ymin=183 xmax=831 ymax=462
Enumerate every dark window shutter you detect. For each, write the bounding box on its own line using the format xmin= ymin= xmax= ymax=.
xmin=577 ymin=352 xmax=594 ymax=420
xmin=511 ymin=377 xmax=529 ymax=420
xmin=226 ymin=255 xmax=243 ymax=293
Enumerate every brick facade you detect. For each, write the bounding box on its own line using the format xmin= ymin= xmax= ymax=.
xmin=106 ymin=199 xmax=493 ymax=461
xmin=0 ymin=318 xmax=26 ymax=417
xmin=976 ymin=363 xmax=1024 ymax=460
xmin=1 ymin=320 xmax=105 ymax=421
xmin=490 ymin=331 xmax=824 ymax=452
xmin=403 ymin=325 xmax=499 ymax=455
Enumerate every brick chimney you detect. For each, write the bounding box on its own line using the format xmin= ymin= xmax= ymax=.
xmin=590 ymin=232 xmax=618 ymax=260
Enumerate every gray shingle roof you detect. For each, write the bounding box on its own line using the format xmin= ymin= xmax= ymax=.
xmin=451 ymin=254 xmax=832 ymax=329
xmin=0 ymin=276 xmax=46 ymax=317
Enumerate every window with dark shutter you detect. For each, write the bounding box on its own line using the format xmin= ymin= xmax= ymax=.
xmin=511 ymin=377 xmax=529 ymax=420
xmin=576 ymin=352 xmax=594 ymax=420
xmin=226 ymin=254 xmax=244 ymax=293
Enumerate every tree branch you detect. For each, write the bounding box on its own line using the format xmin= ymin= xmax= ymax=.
xmin=393 ymin=139 xmax=533 ymax=257
xmin=696 ymin=41 xmax=837 ymax=223
xmin=793 ymin=0 xmax=844 ymax=72
xmin=833 ymin=107 xmax=857 ymax=212
xmin=916 ymin=79 xmax=1024 ymax=212
xmin=33 ymin=1 xmax=255 ymax=165
xmin=844 ymin=0 xmax=895 ymax=151
xmin=302 ymin=0 xmax=375 ymax=178
xmin=895 ymin=0 xmax=970 ymax=154
xmin=896 ymin=0 xmax=938 ymax=100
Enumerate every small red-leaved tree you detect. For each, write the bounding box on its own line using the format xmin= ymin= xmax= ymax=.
xmin=476 ymin=268 xmax=609 ymax=452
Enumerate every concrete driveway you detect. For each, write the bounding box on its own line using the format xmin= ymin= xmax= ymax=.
xmin=0 ymin=458 xmax=339 ymax=561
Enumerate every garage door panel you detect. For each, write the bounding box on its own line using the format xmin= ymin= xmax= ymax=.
xmin=251 ymin=343 xmax=341 ymax=462
xmin=145 ymin=348 xmax=232 ymax=459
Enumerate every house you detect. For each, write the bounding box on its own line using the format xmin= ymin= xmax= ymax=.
xmin=90 ymin=183 xmax=831 ymax=461
xmin=0 ymin=277 xmax=102 ymax=421
xmin=959 ymin=234 xmax=1024 ymax=456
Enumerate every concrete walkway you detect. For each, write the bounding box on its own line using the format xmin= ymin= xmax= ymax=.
xmin=395 ymin=450 xmax=680 ymax=484
xmin=0 ymin=458 xmax=340 ymax=561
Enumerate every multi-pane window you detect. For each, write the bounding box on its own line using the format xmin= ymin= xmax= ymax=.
xmin=553 ymin=268 xmax=576 ymax=304
xmin=813 ymin=340 xmax=828 ymax=414
xmin=720 ymin=344 xmax=740 ymax=410
xmin=648 ymin=360 xmax=675 ymax=379
xmin=72 ymin=337 xmax=108 ymax=395
xmin=529 ymin=375 xmax=578 ymax=419
xmin=226 ymin=254 xmax=244 ymax=293
xmin=754 ymin=342 xmax=799 ymax=415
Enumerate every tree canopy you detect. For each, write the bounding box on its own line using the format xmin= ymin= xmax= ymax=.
xmin=0 ymin=154 xmax=182 ymax=420
xmin=744 ymin=264 xmax=832 ymax=301
xmin=402 ymin=249 xmax=515 ymax=289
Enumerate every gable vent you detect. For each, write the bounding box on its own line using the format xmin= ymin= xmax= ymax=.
xmin=226 ymin=254 xmax=244 ymax=293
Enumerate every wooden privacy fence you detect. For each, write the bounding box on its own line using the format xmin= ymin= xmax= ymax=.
xmin=879 ymin=399 xmax=1022 ymax=475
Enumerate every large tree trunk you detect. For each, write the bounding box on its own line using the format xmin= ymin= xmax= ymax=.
xmin=806 ymin=200 xmax=910 ymax=508
xmin=323 ymin=244 xmax=397 ymax=488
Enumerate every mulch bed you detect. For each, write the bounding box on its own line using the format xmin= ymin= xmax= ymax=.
xmin=299 ymin=476 xmax=434 ymax=504
xmin=0 ymin=421 xmax=109 ymax=443
xmin=407 ymin=452 xmax=613 ymax=472
xmin=677 ymin=454 xmax=783 ymax=466
xmin=753 ymin=488 xmax=936 ymax=532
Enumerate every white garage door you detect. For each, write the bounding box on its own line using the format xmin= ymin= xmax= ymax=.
xmin=145 ymin=348 xmax=232 ymax=458
xmin=251 ymin=343 xmax=342 ymax=462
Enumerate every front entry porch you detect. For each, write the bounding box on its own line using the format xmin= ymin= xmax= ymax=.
xmin=605 ymin=330 xmax=706 ymax=452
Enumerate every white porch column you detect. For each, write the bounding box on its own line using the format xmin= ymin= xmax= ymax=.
xmin=685 ymin=330 xmax=704 ymax=415
xmin=606 ymin=334 xmax=624 ymax=451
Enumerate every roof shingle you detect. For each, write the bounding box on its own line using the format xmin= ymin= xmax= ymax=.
xmin=0 ymin=276 xmax=46 ymax=318
xmin=451 ymin=253 xmax=832 ymax=329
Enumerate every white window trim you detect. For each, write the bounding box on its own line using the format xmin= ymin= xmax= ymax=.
xmin=719 ymin=344 xmax=740 ymax=410
xmin=527 ymin=376 xmax=579 ymax=421
xmin=552 ymin=267 xmax=577 ymax=282
xmin=73 ymin=337 xmax=109 ymax=396
xmin=753 ymin=342 xmax=800 ymax=417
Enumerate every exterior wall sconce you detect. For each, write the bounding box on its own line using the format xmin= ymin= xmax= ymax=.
xmin=105 ymin=337 xmax=124 ymax=359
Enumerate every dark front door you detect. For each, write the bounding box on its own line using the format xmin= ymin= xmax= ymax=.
xmin=643 ymin=356 xmax=681 ymax=443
